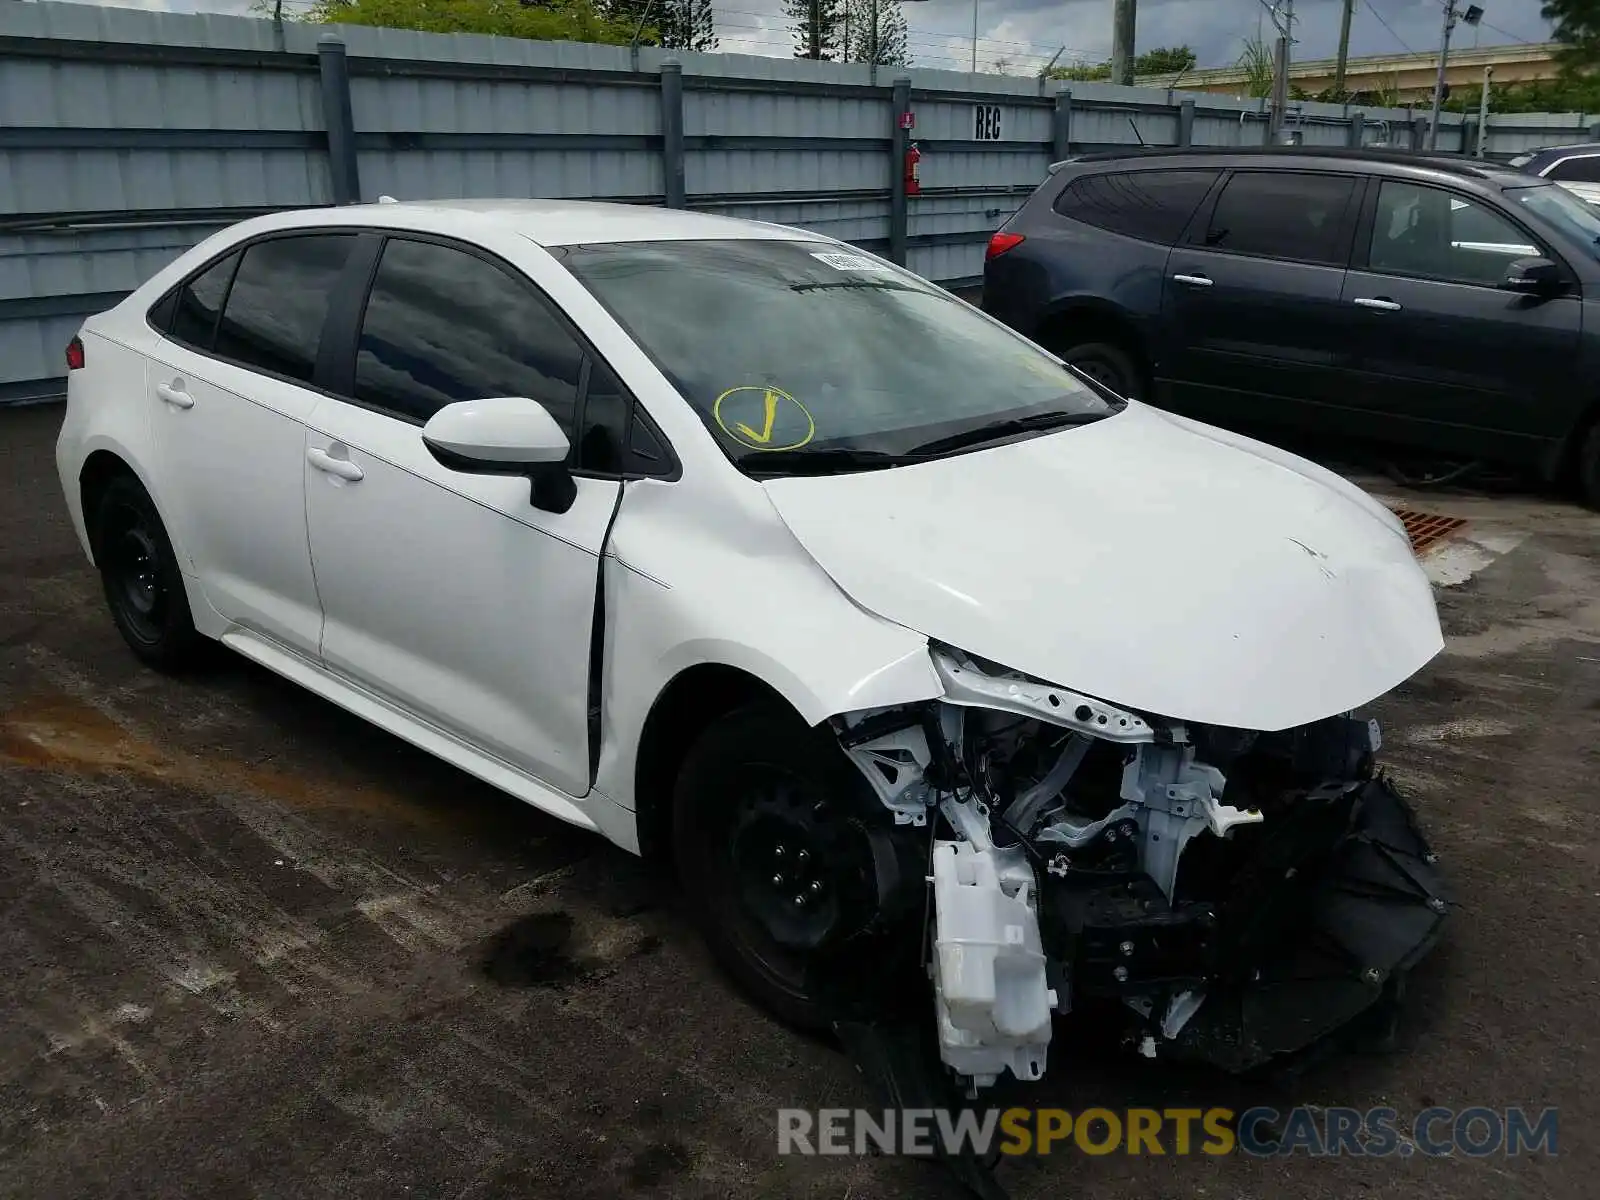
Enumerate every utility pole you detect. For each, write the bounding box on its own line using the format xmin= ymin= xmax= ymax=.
xmin=1266 ymin=0 xmax=1294 ymax=141
xmin=1427 ymin=0 xmax=1459 ymax=150
xmin=1476 ymin=63 xmax=1493 ymax=157
xmin=1333 ymin=0 xmax=1355 ymax=98
xmin=1110 ymin=0 xmax=1136 ymax=86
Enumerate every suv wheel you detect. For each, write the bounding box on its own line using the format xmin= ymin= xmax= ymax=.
xmin=1060 ymin=341 xmax=1141 ymax=400
xmin=1579 ymin=421 xmax=1600 ymax=511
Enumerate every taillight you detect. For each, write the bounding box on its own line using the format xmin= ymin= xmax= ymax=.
xmin=986 ymin=231 xmax=1025 ymax=261
xmin=65 ymin=335 xmax=85 ymax=371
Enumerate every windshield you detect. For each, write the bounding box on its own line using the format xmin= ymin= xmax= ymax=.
xmin=1507 ymin=183 xmax=1600 ymax=256
xmin=557 ymin=239 xmax=1117 ymax=473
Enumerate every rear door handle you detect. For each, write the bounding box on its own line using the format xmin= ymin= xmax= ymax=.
xmin=156 ymin=381 xmax=194 ymax=409
xmin=306 ymin=446 xmax=364 ymax=482
xmin=1172 ymin=273 xmax=1213 ymax=288
xmin=1353 ymin=297 xmax=1402 ymax=311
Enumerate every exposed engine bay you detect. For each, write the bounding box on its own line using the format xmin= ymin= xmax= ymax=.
xmin=832 ymin=646 xmax=1449 ymax=1095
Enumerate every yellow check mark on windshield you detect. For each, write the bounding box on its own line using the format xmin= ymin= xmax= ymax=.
xmin=733 ymin=387 xmax=781 ymax=444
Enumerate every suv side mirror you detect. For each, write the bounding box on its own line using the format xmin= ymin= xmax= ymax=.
xmin=422 ymin=397 xmax=577 ymax=513
xmin=1499 ymin=256 xmax=1564 ymax=295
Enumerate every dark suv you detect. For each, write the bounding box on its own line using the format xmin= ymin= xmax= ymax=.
xmin=982 ymin=147 xmax=1600 ymax=504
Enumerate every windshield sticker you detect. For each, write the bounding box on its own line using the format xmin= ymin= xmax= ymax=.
xmin=810 ymin=251 xmax=897 ymax=274
xmin=713 ymin=385 xmax=816 ymax=451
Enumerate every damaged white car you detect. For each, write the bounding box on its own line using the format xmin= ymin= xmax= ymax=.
xmin=56 ymin=200 xmax=1448 ymax=1099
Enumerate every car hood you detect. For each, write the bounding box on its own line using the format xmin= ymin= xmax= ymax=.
xmin=760 ymin=402 xmax=1443 ymax=732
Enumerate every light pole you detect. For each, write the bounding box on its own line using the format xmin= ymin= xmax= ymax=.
xmin=971 ymin=0 xmax=979 ymax=72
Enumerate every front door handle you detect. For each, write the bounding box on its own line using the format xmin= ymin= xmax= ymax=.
xmin=307 ymin=446 xmax=364 ymax=482
xmin=1353 ymin=297 xmax=1402 ymax=311
xmin=156 ymin=381 xmax=194 ymax=409
xmin=1172 ymin=273 xmax=1214 ymax=288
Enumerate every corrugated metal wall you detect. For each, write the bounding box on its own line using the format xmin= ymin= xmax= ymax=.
xmin=1 ymin=1 xmax=1585 ymax=403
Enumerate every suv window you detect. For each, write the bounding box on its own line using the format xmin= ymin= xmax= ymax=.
xmin=166 ymin=251 xmax=240 ymax=351
xmin=1546 ymin=154 xmax=1600 ymax=183
xmin=1368 ymin=181 xmax=1539 ymax=286
xmin=213 ymin=234 xmax=357 ymax=383
xmin=1201 ymin=171 xmax=1357 ymax=265
xmin=353 ymin=238 xmax=583 ymax=429
xmin=1053 ymin=169 xmax=1219 ymax=244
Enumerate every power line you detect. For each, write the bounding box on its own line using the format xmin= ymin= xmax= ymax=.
xmin=1361 ymin=0 xmax=1413 ymax=54
xmin=1479 ymin=20 xmax=1530 ymax=45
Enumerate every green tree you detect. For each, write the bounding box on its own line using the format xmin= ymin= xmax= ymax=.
xmin=786 ymin=0 xmax=845 ymax=59
xmin=1048 ymin=44 xmax=1194 ymax=82
xmin=1236 ymin=35 xmax=1274 ymax=99
xmin=300 ymin=0 xmax=638 ymax=44
xmin=841 ymin=0 xmax=908 ymax=66
xmin=1545 ymin=0 xmax=1600 ymax=73
xmin=607 ymin=0 xmax=717 ymax=50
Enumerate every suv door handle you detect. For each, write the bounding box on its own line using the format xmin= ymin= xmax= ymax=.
xmin=156 ymin=381 xmax=194 ymax=409
xmin=1172 ymin=273 xmax=1213 ymax=287
xmin=307 ymin=446 xmax=364 ymax=482
xmin=1353 ymin=297 xmax=1402 ymax=311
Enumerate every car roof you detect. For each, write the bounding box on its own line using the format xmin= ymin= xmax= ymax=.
xmin=1514 ymin=142 xmax=1600 ymax=170
xmin=255 ymin=198 xmax=813 ymax=248
xmin=1050 ymin=145 xmax=1532 ymax=188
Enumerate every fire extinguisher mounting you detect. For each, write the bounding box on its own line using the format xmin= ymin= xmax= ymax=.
xmin=904 ymin=142 xmax=922 ymax=197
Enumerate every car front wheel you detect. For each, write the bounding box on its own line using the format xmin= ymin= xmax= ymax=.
xmin=671 ymin=702 xmax=924 ymax=1029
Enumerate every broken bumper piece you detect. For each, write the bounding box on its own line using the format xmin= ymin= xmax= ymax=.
xmin=1046 ymin=774 xmax=1448 ymax=1074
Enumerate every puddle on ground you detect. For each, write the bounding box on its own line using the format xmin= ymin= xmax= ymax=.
xmin=479 ymin=911 xmax=589 ymax=987
xmin=0 ymin=694 xmax=451 ymax=829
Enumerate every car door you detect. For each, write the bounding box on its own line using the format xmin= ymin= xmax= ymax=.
xmin=303 ymin=233 xmax=625 ymax=798
xmin=1339 ymin=178 xmax=1582 ymax=460
xmin=1159 ymin=169 xmax=1363 ymax=434
xmin=145 ymin=231 xmax=359 ymax=657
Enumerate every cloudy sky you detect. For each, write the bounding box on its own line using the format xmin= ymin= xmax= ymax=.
xmin=73 ymin=0 xmax=1556 ymax=75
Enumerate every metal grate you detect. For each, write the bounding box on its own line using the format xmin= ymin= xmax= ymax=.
xmin=1389 ymin=508 xmax=1468 ymax=556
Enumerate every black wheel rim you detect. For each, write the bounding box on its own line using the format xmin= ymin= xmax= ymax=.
xmin=715 ymin=765 xmax=880 ymax=993
xmin=104 ymin=503 xmax=168 ymax=646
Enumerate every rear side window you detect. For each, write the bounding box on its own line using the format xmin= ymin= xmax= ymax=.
xmin=166 ymin=251 xmax=239 ymax=351
xmin=1546 ymin=155 xmax=1600 ymax=183
xmin=1201 ymin=171 xmax=1357 ymax=265
xmin=213 ymin=234 xmax=357 ymax=383
xmin=352 ymin=237 xmax=583 ymax=429
xmin=1053 ymin=169 xmax=1219 ymax=244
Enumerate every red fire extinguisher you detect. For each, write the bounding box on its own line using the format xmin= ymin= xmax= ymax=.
xmin=904 ymin=142 xmax=922 ymax=197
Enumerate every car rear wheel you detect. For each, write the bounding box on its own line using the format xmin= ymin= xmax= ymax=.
xmin=94 ymin=474 xmax=202 ymax=670
xmin=1060 ymin=340 xmax=1141 ymax=400
xmin=671 ymin=702 xmax=923 ymax=1030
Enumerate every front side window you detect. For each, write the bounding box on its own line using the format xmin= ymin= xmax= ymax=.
xmin=166 ymin=251 xmax=240 ymax=351
xmin=1053 ymin=169 xmax=1219 ymax=244
xmin=1368 ymin=181 xmax=1539 ymax=286
xmin=353 ymin=238 xmax=583 ymax=428
xmin=1202 ymin=171 xmax=1357 ymax=265
xmin=213 ymin=234 xmax=356 ymax=382
xmin=558 ymin=239 xmax=1116 ymax=474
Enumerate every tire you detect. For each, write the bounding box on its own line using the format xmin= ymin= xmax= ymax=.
xmin=1059 ymin=340 xmax=1141 ymax=401
xmin=671 ymin=702 xmax=924 ymax=1030
xmin=1578 ymin=421 xmax=1600 ymax=511
xmin=93 ymin=473 xmax=203 ymax=671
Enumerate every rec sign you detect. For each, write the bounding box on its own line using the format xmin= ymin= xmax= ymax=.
xmin=973 ymin=103 xmax=1003 ymax=141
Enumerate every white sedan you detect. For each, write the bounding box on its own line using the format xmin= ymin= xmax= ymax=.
xmin=55 ymin=199 xmax=1450 ymax=1092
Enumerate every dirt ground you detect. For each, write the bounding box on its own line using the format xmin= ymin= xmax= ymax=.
xmin=0 ymin=401 xmax=1592 ymax=1199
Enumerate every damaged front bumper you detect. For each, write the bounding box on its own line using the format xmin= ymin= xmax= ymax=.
xmin=834 ymin=647 xmax=1449 ymax=1094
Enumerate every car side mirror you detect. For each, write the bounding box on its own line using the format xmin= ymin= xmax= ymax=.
xmin=1499 ymin=256 xmax=1564 ymax=296
xmin=421 ymin=397 xmax=577 ymax=514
